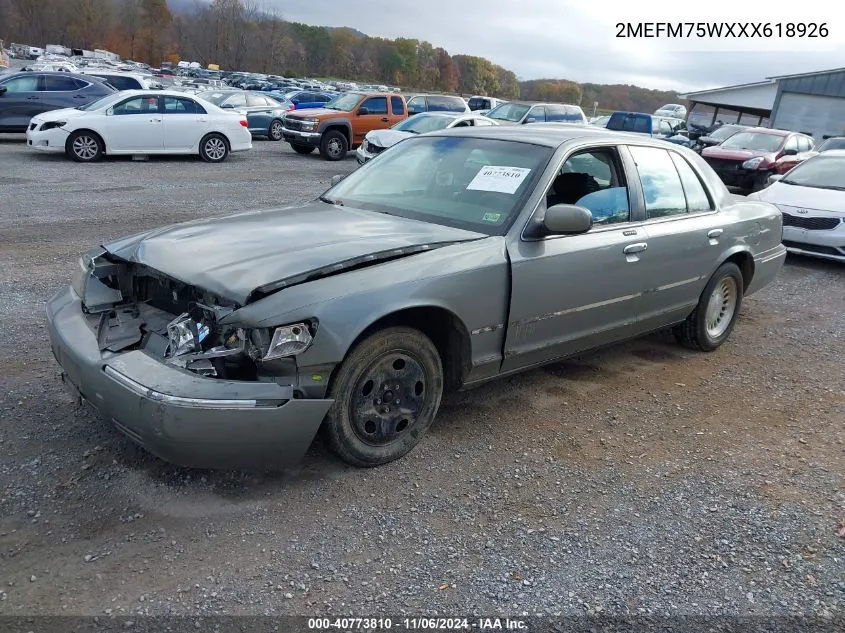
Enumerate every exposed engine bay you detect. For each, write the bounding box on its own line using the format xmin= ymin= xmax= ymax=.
xmin=76 ymin=250 xmax=302 ymax=381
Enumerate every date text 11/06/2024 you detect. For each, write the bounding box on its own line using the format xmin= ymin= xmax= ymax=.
xmin=307 ymin=617 xmax=528 ymax=630
xmin=615 ymin=22 xmax=829 ymax=38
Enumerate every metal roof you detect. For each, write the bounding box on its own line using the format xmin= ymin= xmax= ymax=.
xmin=765 ymin=67 xmax=845 ymax=80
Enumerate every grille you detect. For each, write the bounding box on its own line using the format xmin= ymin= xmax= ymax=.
xmin=283 ymin=118 xmax=303 ymax=131
xmin=367 ymin=142 xmax=386 ymax=154
xmin=704 ymin=158 xmax=743 ymax=171
xmin=782 ymin=212 xmax=841 ymax=231
xmin=782 ymin=240 xmax=844 ymax=256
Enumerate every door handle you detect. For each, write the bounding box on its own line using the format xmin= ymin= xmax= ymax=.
xmin=149 ymin=118 xmax=161 ymax=123
xmin=707 ymin=229 xmax=724 ymax=239
xmin=27 ymin=96 xmax=39 ymax=100
xmin=380 ymin=117 xmax=389 ymax=122
xmin=623 ymin=243 xmax=648 ymax=254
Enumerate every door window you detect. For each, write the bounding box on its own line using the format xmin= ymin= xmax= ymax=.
xmin=527 ymin=106 xmax=546 ymax=122
xmin=783 ymin=136 xmax=799 ymax=153
xmin=360 ymin=96 xmax=388 ymax=115
xmin=113 ymin=96 xmax=159 ymax=115
xmin=669 ymin=153 xmax=712 ymax=212
xmin=43 ymin=75 xmax=85 ymax=91
xmin=658 ymin=120 xmax=673 ymax=136
xmin=390 ymin=96 xmax=405 ymax=115
xmin=1 ymin=75 xmax=39 ymax=92
xmin=94 ymin=75 xmax=139 ymax=90
xmin=407 ymin=96 xmax=425 ymax=114
xmin=628 ymin=146 xmax=687 ymax=218
xmin=546 ymin=148 xmax=630 ymax=225
xmin=164 ymin=96 xmax=206 ymax=114
xmin=247 ymin=93 xmax=270 ymax=106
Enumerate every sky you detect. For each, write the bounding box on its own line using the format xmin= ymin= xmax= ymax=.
xmin=248 ymin=0 xmax=844 ymax=93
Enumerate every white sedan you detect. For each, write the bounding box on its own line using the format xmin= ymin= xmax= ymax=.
xmin=748 ymin=150 xmax=845 ymax=263
xmin=25 ymin=89 xmax=252 ymax=162
xmin=356 ymin=112 xmax=498 ymax=164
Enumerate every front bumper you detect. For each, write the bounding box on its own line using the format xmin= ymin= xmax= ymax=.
xmin=782 ymin=224 xmax=845 ymax=263
xmin=708 ymin=165 xmax=773 ymax=193
xmin=283 ymin=127 xmax=321 ymax=148
xmin=46 ymin=286 xmax=333 ymax=470
xmin=26 ymin=123 xmax=68 ymax=153
xmin=355 ymin=145 xmax=373 ymax=165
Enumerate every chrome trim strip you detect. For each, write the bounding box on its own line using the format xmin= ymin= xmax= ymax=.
xmin=654 ymin=276 xmax=704 ymax=291
xmin=103 ymin=366 xmax=258 ymax=409
xmin=515 ymin=292 xmax=642 ymax=326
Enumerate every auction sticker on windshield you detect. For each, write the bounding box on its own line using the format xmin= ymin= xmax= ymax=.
xmin=467 ymin=166 xmax=531 ymax=194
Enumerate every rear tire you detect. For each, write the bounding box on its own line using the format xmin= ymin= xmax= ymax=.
xmin=291 ymin=143 xmax=314 ymax=155
xmin=323 ymin=327 xmax=444 ymax=467
xmin=268 ymin=119 xmax=283 ymax=141
xmin=319 ymin=129 xmax=348 ymax=161
xmin=674 ymin=262 xmax=743 ymax=351
xmin=66 ymin=130 xmax=104 ymax=163
xmin=199 ymin=133 xmax=229 ymax=163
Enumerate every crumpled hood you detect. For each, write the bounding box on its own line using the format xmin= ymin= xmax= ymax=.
xmin=755 ymin=182 xmax=845 ymax=214
xmin=31 ymin=107 xmax=90 ymax=123
xmin=366 ymin=129 xmax=413 ymax=148
xmin=103 ymin=202 xmax=486 ymax=304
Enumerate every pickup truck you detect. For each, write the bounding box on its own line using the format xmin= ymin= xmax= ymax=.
xmin=282 ymin=91 xmax=407 ymax=160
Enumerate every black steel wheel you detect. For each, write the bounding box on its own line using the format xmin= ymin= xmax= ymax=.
xmin=323 ymin=327 xmax=443 ymax=467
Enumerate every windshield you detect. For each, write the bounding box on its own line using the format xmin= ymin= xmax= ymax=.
xmin=325 ymin=92 xmax=365 ymax=111
xmin=709 ymin=125 xmax=743 ymax=141
xmin=719 ymin=132 xmax=783 ymax=152
xmin=780 ymin=155 xmax=845 ymax=190
xmin=323 ymin=136 xmax=553 ymax=235
xmin=76 ymin=93 xmax=124 ymax=111
xmin=486 ymin=103 xmax=530 ymax=122
xmin=818 ymin=137 xmax=845 ymax=152
xmin=393 ymin=114 xmax=456 ymax=134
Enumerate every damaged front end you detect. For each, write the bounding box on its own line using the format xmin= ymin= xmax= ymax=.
xmin=74 ymin=248 xmax=314 ymax=383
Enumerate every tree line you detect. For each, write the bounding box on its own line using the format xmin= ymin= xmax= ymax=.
xmin=0 ymin=0 xmax=681 ymax=109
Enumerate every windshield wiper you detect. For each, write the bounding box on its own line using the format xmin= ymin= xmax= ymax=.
xmin=319 ymin=195 xmax=343 ymax=206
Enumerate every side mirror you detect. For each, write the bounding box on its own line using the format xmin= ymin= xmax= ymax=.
xmin=525 ymin=117 xmax=536 ymax=124
xmin=358 ymin=107 xmax=369 ymax=115
xmin=542 ymin=204 xmax=593 ymax=235
xmin=0 ymin=85 xmax=6 ymax=95
xmin=767 ymin=174 xmax=784 ymax=185
xmin=781 ymin=148 xmax=798 ymax=156
xmin=330 ymin=174 xmax=345 ymax=186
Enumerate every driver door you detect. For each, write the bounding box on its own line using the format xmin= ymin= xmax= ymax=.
xmin=502 ymin=145 xmax=651 ymax=371
xmin=352 ymin=96 xmax=391 ymax=145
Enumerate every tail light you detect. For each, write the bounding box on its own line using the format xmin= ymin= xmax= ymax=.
xmin=239 ymin=119 xmax=248 ymax=127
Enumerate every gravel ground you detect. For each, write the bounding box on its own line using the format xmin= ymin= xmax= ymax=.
xmin=0 ymin=136 xmax=843 ymax=619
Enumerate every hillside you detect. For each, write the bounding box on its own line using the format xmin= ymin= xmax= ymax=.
xmin=519 ymin=79 xmax=681 ymax=114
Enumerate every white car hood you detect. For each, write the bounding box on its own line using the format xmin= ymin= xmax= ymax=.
xmin=366 ymin=129 xmax=414 ymax=148
xmin=757 ymin=182 xmax=845 ymax=214
xmin=32 ymin=107 xmax=91 ymax=123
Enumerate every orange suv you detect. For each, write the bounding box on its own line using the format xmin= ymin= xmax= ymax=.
xmin=282 ymin=91 xmax=407 ymax=160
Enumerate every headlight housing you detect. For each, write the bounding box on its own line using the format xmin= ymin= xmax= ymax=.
xmin=166 ymin=313 xmax=210 ymax=358
xmin=300 ymin=118 xmax=319 ymax=131
xmin=742 ymin=157 xmax=764 ymax=170
xmin=263 ymin=322 xmax=314 ymax=360
xmin=41 ymin=121 xmax=66 ymax=131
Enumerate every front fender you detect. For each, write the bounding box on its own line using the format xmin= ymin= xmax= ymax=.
xmin=223 ymin=238 xmax=510 ymax=368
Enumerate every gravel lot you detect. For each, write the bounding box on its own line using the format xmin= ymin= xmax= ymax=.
xmin=0 ymin=136 xmax=843 ymax=619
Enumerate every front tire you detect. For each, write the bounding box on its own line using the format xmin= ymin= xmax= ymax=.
xmin=674 ymin=262 xmax=743 ymax=351
xmin=319 ymin=129 xmax=348 ymax=161
xmin=268 ymin=119 xmax=283 ymax=141
xmin=66 ymin=130 xmax=104 ymax=163
xmin=200 ymin=133 xmax=229 ymax=163
xmin=323 ymin=327 xmax=444 ymax=467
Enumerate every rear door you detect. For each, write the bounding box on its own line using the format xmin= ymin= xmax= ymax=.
xmin=162 ymin=96 xmax=208 ymax=150
xmin=246 ymin=92 xmax=273 ymax=131
xmin=625 ymin=145 xmax=724 ymax=326
xmin=352 ymin=96 xmax=391 ymax=144
xmin=98 ymin=94 xmax=164 ymax=151
xmin=41 ymin=75 xmax=91 ymax=111
xmin=0 ymin=74 xmax=41 ymax=129
xmin=389 ymin=95 xmax=406 ymax=123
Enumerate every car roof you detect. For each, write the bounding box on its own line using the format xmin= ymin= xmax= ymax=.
xmin=424 ymin=124 xmax=676 ymax=148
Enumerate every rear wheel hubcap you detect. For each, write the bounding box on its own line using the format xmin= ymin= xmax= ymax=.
xmin=205 ymin=138 xmax=225 ymax=160
xmin=704 ymin=277 xmax=738 ymax=338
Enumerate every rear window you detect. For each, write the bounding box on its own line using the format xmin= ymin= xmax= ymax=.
xmin=468 ymin=97 xmax=488 ymax=110
xmin=94 ymin=75 xmax=141 ymax=91
xmin=546 ymin=104 xmax=584 ymax=122
xmin=607 ymin=113 xmax=651 ymax=134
